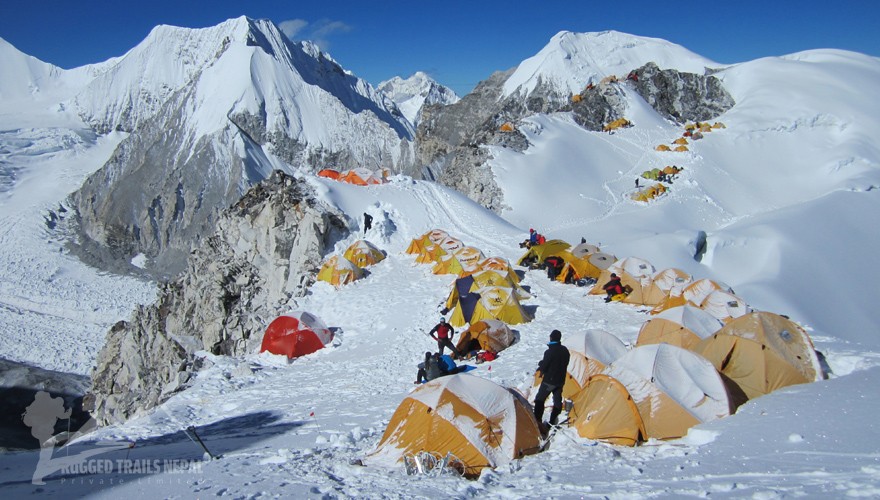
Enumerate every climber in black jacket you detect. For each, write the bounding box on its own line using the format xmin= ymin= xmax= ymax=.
xmin=534 ymin=329 xmax=571 ymax=428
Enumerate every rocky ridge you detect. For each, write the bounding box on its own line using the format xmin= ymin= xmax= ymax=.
xmin=87 ymin=171 xmax=348 ymax=424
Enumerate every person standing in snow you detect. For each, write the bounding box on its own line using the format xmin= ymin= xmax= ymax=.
xmin=534 ymin=330 xmax=571 ymax=428
xmin=528 ymin=228 xmax=538 ymax=247
xmin=363 ymin=212 xmax=373 ymax=234
xmin=429 ymin=317 xmax=460 ymax=358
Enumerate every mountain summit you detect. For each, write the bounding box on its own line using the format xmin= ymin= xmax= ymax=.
xmin=65 ymin=17 xmax=417 ymax=275
xmin=378 ymin=71 xmax=459 ymax=126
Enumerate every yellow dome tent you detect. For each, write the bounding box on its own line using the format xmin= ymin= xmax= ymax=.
xmin=367 ymin=374 xmax=542 ymax=479
xmin=603 ymin=117 xmax=632 ymax=132
xmin=636 ymin=305 xmax=724 ymax=350
xmin=455 ymin=319 xmax=516 ymax=355
xmin=569 ymin=374 xmax=646 ymax=446
xmin=604 ymin=344 xmax=733 ymax=441
xmin=343 ymin=240 xmax=385 ymax=268
xmin=316 ymin=255 xmax=364 ymax=288
xmin=694 ymin=312 xmax=824 ymax=402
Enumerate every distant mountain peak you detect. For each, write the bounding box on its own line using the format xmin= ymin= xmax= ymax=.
xmin=378 ymin=72 xmax=459 ymax=126
xmin=502 ymin=30 xmax=719 ymax=99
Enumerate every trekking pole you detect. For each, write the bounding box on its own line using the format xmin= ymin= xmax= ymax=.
xmin=185 ymin=425 xmax=217 ymax=460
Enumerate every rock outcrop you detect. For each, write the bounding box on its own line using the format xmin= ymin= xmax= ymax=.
xmin=87 ymin=171 xmax=348 ymax=424
xmin=627 ymin=62 xmax=735 ymax=123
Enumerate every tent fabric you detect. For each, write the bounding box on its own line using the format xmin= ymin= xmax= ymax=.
xmin=260 ymin=312 xmax=333 ymax=359
xmin=698 ymin=290 xmax=750 ymax=323
xmin=624 ymin=268 xmax=692 ymax=306
xmin=368 ymin=374 xmax=541 ymax=478
xmin=516 ymin=240 xmax=571 ymax=266
xmin=636 ymin=305 xmax=724 ymax=350
xmin=455 ymin=319 xmax=515 ymax=354
xmin=499 ymin=122 xmax=516 ymax=132
xmin=444 ymin=270 xmax=529 ymax=311
xmin=450 ymin=286 xmax=532 ymax=327
xmin=439 ymin=237 xmax=465 ymax=255
xmin=343 ymin=240 xmax=385 ymax=268
xmin=655 ymin=144 xmax=672 ymax=151
xmin=673 ymin=145 xmax=689 ymax=152
xmin=604 ymin=344 xmax=732 ymax=440
xmin=448 ymin=292 xmax=482 ymax=327
xmin=316 ymin=255 xmax=364 ymax=287
xmin=468 ymin=257 xmax=519 ymax=284
xmin=672 ymin=137 xmax=689 ymax=145
xmin=414 ymin=243 xmax=446 ymax=264
xmin=534 ymin=329 xmax=628 ymax=400
xmin=317 ymin=168 xmax=341 ymax=180
xmin=557 ymin=250 xmax=616 ymax=283
xmin=568 ymin=374 xmax=646 ymax=446
xmin=590 ymin=257 xmax=656 ymax=296
xmin=406 ymin=229 xmax=448 ymax=255
xmin=340 ymin=167 xmax=384 ymax=186
xmin=432 ymin=247 xmax=486 ymax=276
xmin=651 ymin=278 xmax=734 ymax=314
xmin=603 ymin=118 xmax=632 ymax=132
xmin=694 ymin=312 xmax=823 ymax=401
xmin=652 ymin=268 xmax=692 ymax=296
xmin=570 ymin=242 xmax=601 ymax=259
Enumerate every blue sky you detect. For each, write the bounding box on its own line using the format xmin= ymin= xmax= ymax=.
xmin=1 ymin=0 xmax=878 ymax=97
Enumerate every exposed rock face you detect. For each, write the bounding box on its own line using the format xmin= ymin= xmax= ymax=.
xmin=68 ymin=87 xmax=247 ymax=278
xmin=569 ymin=81 xmax=628 ymax=131
xmin=417 ymin=62 xmax=734 ymax=213
xmin=88 ymin=171 xmax=348 ymax=424
xmin=66 ymin=18 xmax=414 ymax=279
xmin=627 ymin=62 xmax=735 ymax=123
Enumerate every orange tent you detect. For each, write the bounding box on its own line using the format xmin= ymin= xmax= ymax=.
xmin=317 ymin=168 xmax=341 ymax=180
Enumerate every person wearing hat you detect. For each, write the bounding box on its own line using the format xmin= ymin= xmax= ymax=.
xmin=602 ymin=272 xmax=624 ymax=302
xmin=429 ymin=316 xmax=461 ymax=358
xmin=534 ymin=330 xmax=571 ymax=429
xmin=528 ymin=228 xmax=538 ymax=246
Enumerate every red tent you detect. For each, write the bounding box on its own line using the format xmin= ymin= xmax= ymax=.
xmin=260 ymin=312 xmax=333 ymax=358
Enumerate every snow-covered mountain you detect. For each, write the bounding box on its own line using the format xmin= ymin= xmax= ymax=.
xmin=1 ymin=22 xmax=879 ymax=497
xmin=378 ymin=71 xmax=459 ymax=126
xmin=501 ymin=30 xmax=720 ymax=99
xmin=42 ymin=17 xmax=418 ymax=275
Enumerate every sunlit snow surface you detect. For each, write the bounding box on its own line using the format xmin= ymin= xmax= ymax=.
xmin=1 ymin=28 xmax=880 ymax=498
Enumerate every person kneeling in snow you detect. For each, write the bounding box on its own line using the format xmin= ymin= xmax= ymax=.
xmin=602 ymin=273 xmax=624 ymax=302
xmin=415 ymin=351 xmax=444 ymax=383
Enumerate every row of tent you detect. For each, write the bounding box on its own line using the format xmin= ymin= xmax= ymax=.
xmin=568 ymin=309 xmax=823 ymax=446
xmin=407 ymin=229 xmax=533 ymax=327
xmin=655 ymin=121 xmax=726 ymax=151
xmin=317 ymin=239 xmax=386 ymax=288
xmin=516 ymin=239 xmax=616 ymax=284
xmin=366 ymin=231 xmax=824 ymax=478
xmin=514 ymin=240 xmax=751 ymax=324
xmin=641 ymin=165 xmax=683 ymax=180
xmin=631 ymin=182 xmax=667 ymax=202
xmin=317 ymin=167 xmax=390 ymax=186
xmin=367 ymin=308 xmax=824 ymax=477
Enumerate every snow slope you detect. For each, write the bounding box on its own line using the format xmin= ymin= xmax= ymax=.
xmin=1 ymin=28 xmax=879 ymax=498
xmin=503 ymin=30 xmax=720 ymax=98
